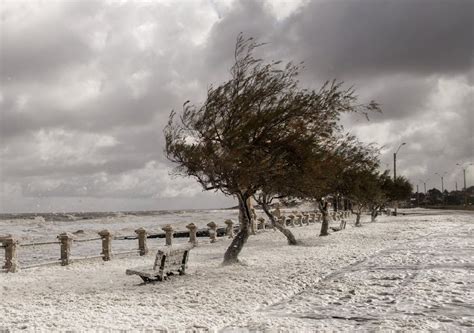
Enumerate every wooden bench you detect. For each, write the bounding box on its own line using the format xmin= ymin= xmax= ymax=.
xmin=330 ymin=220 xmax=347 ymax=232
xmin=126 ymin=243 xmax=194 ymax=283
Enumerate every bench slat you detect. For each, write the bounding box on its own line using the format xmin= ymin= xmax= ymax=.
xmin=126 ymin=267 xmax=162 ymax=279
xmin=127 ymin=244 xmax=194 ymax=282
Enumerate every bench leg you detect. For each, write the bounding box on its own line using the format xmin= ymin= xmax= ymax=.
xmin=180 ymin=250 xmax=189 ymax=275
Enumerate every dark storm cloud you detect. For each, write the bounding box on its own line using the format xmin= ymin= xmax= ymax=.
xmin=0 ymin=24 xmax=92 ymax=81
xmin=344 ymin=75 xmax=438 ymax=123
xmin=278 ymin=0 xmax=474 ymax=79
xmin=204 ymin=0 xmax=276 ymax=73
xmin=0 ymin=1 xmax=103 ymax=81
xmin=0 ymin=0 xmax=472 ymax=212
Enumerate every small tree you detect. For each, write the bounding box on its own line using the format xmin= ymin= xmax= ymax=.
xmin=386 ymin=176 xmax=413 ymax=207
xmin=165 ymin=35 xmax=378 ymax=264
xmin=368 ymin=170 xmax=392 ymax=222
xmin=253 ymin=192 xmax=299 ymax=245
xmin=275 ymin=135 xmax=380 ymax=235
xmin=252 ymin=142 xmax=332 ymax=245
xmin=315 ymin=136 xmax=380 ymax=234
xmin=340 ymin=170 xmax=412 ymax=224
xmin=341 ymin=169 xmax=382 ymax=226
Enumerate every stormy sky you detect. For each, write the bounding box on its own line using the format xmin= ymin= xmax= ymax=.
xmin=1 ymin=0 xmax=473 ymax=213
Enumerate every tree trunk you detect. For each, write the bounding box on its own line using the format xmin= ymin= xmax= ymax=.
xmin=319 ymin=200 xmax=330 ymax=236
xmin=261 ymin=203 xmax=298 ymax=245
xmin=355 ymin=211 xmax=362 ymax=227
xmin=223 ymin=193 xmax=251 ymax=265
xmin=333 ymin=196 xmax=338 ymax=212
xmin=371 ymin=208 xmax=378 ymax=222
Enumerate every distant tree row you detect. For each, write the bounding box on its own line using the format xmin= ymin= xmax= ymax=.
xmin=412 ymin=186 xmax=474 ymax=206
xmin=165 ymin=35 xmax=411 ymax=265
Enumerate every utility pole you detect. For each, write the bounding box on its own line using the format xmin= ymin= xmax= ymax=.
xmin=435 ymin=172 xmax=447 ymax=205
xmin=457 ymin=163 xmax=472 ymax=191
xmin=419 ymin=178 xmax=429 ymax=195
xmin=463 ymin=169 xmax=466 ymax=191
xmin=416 ymin=184 xmax=419 ymax=206
xmin=393 ymin=153 xmax=397 ymax=184
xmin=456 ymin=163 xmax=473 ymax=206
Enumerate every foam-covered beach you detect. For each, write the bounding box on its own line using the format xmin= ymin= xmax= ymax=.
xmin=1 ymin=208 xmax=472 ymax=331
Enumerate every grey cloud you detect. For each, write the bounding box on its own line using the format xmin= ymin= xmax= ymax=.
xmin=1 ymin=0 xmax=472 ymax=212
xmin=348 ymin=75 xmax=438 ymax=123
xmin=0 ymin=1 xmax=103 ymax=82
xmin=278 ymin=0 xmax=474 ymax=79
xmin=367 ymin=80 xmax=473 ymax=190
xmin=203 ymin=0 xmax=277 ymax=81
xmin=1 ymin=26 xmax=92 ymax=81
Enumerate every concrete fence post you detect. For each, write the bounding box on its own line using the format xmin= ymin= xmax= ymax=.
xmin=278 ymin=215 xmax=286 ymax=228
xmin=207 ymin=221 xmax=217 ymax=243
xmin=224 ymin=219 xmax=234 ymax=238
xmin=98 ymin=229 xmax=112 ymax=261
xmin=303 ymin=214 xmax=309 ymax=225
xmin=186 ymin=223 xmax=198 ymax=244
xmin=296 ymin=214 xmax=303 ymax=226
xmin=0 ymin=235 xmax=18 ymax=273
xmin=57 ymin=232 xmax=74 ymax=266
xmin=316 ymin=213 xmax=322 ymax=222
xmin=162 ymin=225 xmax=174 ymax=246
xmin=288 ymin=214 xmax=296 ymax=227
xmin=135 ymin=228 xmax=148 ymax=256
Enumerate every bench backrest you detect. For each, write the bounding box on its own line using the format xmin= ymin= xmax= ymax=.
xmin=153 ymin=243 xmax=194 ymax=272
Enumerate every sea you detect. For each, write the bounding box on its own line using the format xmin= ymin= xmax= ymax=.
xmin=0 ymin=209 xmax=241 ymax=267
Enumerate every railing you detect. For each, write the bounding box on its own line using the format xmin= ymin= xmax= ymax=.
xmin=1 ymin=210 xmax=352 ymax=273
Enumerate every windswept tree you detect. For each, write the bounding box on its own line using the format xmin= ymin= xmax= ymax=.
xmin=296 ymin=135 xmax=380 ymax=234
xmin=165 ymin=34 xmax=379 ymax=264
xmin=252 ymin=142 xmax=331 ymax=245
xmin=368 ymin=170 xmax=392 ymax=222
xmin=385 ymin=175 xmax=413 ymax=210
xmin=339 ymin=168 xmax=382 ymax=226
xmin=361 ymin=172 xmax=413 ymax=222
xmin=329 ymin=139 xmax=381 ymax=227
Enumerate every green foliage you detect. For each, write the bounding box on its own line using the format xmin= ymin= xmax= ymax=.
xmin=165 ymin=34 xmax=380 ymax=201
xmin=342 ymin=168 xmax=412 ymax=214
xmin=385 ymin=175 xmax=413 ymax=202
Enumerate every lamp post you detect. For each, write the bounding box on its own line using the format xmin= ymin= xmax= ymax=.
xmin=435 ymin=172 xmax=447 ymax=193
xmin=393 ymin=142 xmax=406 ymax=216
xmin=418 ymin=178 xmax=429 ymax=206
xmin=419 ymin=178 xmax=429 ymax=194
xmin=457 ymin=163 xmax=473 ymax=206
xmin=456 ymin=163 xmax=473 ymax=191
